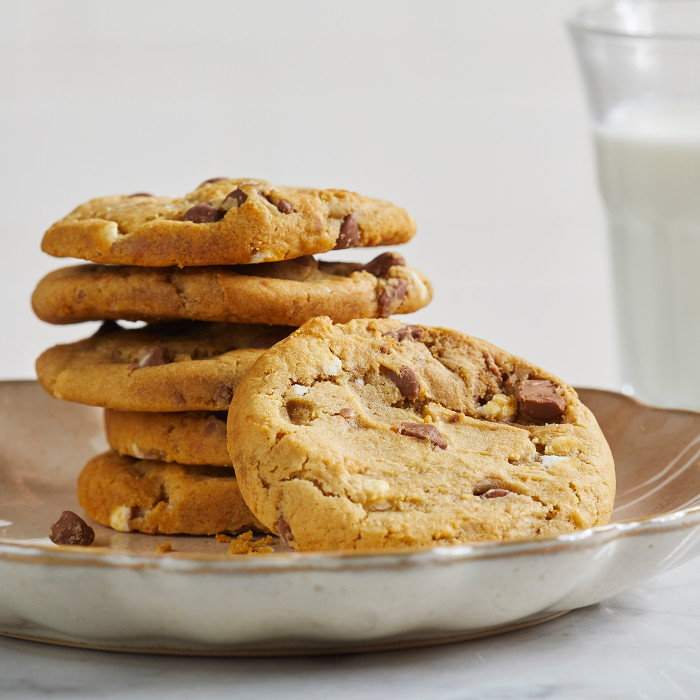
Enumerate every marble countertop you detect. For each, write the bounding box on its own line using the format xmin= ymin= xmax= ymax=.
xmin=1 ymin=557 xmax=698 ymax=700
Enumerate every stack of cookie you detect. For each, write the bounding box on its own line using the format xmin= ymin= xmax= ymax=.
xmin=32 ymin=178 xmax=432 ymax=539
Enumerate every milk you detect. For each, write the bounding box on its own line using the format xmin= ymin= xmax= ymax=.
xmin=595 ymin=102 xmax=700 ymax=410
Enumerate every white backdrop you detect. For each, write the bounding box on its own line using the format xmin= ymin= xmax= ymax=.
xmin=0 ymin=0 xmax=617 ymax=388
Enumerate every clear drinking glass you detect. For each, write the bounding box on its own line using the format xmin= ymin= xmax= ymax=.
xmin=569 ymin=0 xmax=700 ymax=411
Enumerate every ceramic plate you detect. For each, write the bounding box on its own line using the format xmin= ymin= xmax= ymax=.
xmin=1 ymin=381 xmax=699 ymax=655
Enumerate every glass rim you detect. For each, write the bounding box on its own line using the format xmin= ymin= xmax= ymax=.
xmin=568 ymin=1 xmax=700 ymax=42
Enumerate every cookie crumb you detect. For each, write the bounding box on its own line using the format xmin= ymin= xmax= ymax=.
xmin=227 ymin=531 xmax=275 ymax=555
xmin=215 ymin=533 xmax=232 ymax=543
xmin=156 ymin=541 xmax=173 ymax=553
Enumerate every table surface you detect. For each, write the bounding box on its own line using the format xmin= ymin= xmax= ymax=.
xmin=1 ymin=556 xmax=698 ymax=700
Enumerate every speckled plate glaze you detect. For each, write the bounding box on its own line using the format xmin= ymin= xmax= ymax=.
xmin=0 ymin=381 xmax=699 ymax=655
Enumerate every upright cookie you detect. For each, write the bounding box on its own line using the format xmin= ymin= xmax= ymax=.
xmin=105 ymin=410 xmax=230 ymax=466
xmin=36 ymin=321 xmax=289 ymax=411
xmin=41 ymin=178 xmax=416 ymax=266
xmin=32 ymin=254 xmax=432 ymax=326
xmin=228 ymin=317 xmax=615 ymax=552
xmin=77 ymin=451 xmax=267 ymax=535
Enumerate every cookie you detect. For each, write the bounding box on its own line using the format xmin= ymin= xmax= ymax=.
xmin=77 ymin=451 xmax=267 ymax=535
xmin=36 ymin=321 xmax=289 ymax=411
xmin=41 ymin=178 xmax=416 ymax=266
xmin=227 ymin=317 xmax=616 ymax=552
xmin=32 ymin=254 xmax=432 ymax=326
xmin=105 ymin=409 xmax=230 ymax=466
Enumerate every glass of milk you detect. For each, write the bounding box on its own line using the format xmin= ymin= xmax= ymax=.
xmin=569 ymin=1 xmax=700 ymax=411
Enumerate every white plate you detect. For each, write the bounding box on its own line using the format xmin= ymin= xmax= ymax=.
xmin=1 ymin=381 xmax=699 ymax=655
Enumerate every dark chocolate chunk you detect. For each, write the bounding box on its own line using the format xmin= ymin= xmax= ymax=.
xmin=481 ymin=488 xmax=510 ymax=499
xmin=173 ymin=391 xmax=187 ymax=406
xmin=384 ymin=365 xmax=421 ymax=400
xmin=377 ymin=278 xmax=408 ymax=317
xmin=127 ymin=192 xmax=153 ymax=198
xmin=223 ymin=187 xmax=248 ymax=208
xmin=339 ymin=407 xmax=355 ymax=419
xmin=518 ymin=379 xmax=566 ymax=422
xmin=275 ymin=514 xmax=294 ymax=545
xmin=483 ymin=352 xmax=502 ymax=382
xmin=286 ymin=399 xmax=315 ymax=426
xmin=200 ymin=177 xmax=229 ymax=186
xmin=203 ymin=415 xmax=224 ymax=436
xmin=181 ymin=202 xmax=225 ymax=223
xmin=213 ymin=384 xmax=233 ymax=405
xmin=399 ymin=422 xmax=447 ymax=449
xmin=277 ymin=199 xmax=293 ymax=214
xmin=334 ymin=213 xmax=360 ymax=249
xmin=138 ymin=346 xmax=171 ymax=368
xmin=363 ymin=252 xmax=406 ymax=277
xmin=383 ymin=324 xmax=424 ymax=342
xmin=49 ymin=511 xmax=95 ymax=546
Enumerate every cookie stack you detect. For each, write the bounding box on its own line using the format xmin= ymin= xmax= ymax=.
xmin=32 ymin=178 xmax=432 ymax=538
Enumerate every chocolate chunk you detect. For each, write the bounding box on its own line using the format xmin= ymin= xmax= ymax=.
xmin=377 ymin=278 xmax=408 ymax=317
xmin=286 ymin=399 xmax=315 ymax=426
xmin=213 ymin=384 xmax=233 ymax=405
xmin=173 ymin=391 xmax=187 ymax=406
xmin=127 ymin=192 xmax=153 ymax=198
xmin=481 ymin=488 xmax=510 ymax=499
xmin=277 ymin=199 xmax=293 ymax=214
xmin=91 ymin=320 xmax=122 ymax=338
xmin=200 ymin=177 xmax=229 ymax=186
xmin=275 ymin=514 xmax=294 ymax=545
xmin=518 ymin=379 xmax=566 ymax=422
xmin=203 ymin=416 xmax=224 ymax=437
xmin=181 ymin=202 xmax=225 ymax=223
xmin=399 ymin=422 xmax=447 ymax=449
xmin=483 ymin=352 xmax=502 ymax=382
xmin=334 ymin=213 xmax=360 ymax=249
xmin=339 ymin=407 xmax=355 ymax=419
xmin=384 ymin=365 xmax=421 ymax=400
xmin=138 ymin=346 xmax=171 ymax=368
xmin=223 ymin=187 xmax=248 ymax=208
xmin=49 ymin=511 xmax=95 ymax=546
xmin=248 ymin=330 xmax=288 ymax=349
xmin=383 ymin=324 xmax=424 ymax=342
xmin=363 ymin=252 xmax=406 ymax=277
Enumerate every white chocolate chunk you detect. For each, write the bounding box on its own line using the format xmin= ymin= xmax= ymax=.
xmin=540 ymin=455 xmax=571 ymax=469
xmin=323 ymin=356 xmax=342 ymax=376
xmin=109 ymin=505 xmax=132 ymax=532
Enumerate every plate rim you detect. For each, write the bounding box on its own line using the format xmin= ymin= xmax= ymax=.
xmin=2 ymin=382 xmax=699 ymax=574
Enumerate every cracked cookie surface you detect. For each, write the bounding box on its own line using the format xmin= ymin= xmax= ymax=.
xmin=41 ymin=178 xmax=416 ymax=266
xmin=228 ymin=317 xmax=615 ymax=552
xmin=32 ymin=254 xmax=432 ymax=326
xmin=77 ymin=451 xmax=267 ymax=535
xmin=36 ymin=321 xmax=289 ymax=411
xmin=105 ymin=410 xmax=230 ymax=466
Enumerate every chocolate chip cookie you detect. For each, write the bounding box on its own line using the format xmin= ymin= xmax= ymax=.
xmin=105 ymin=409 xmax=230 ymax=466
xmin=41 ymin=178 xmax=416 ymax=266
xmin=36 ymin=321 xmax=289 ymax=411
xmin=227 ymin=317 xmax=616 ymax=552
xmin=77 ymin=451 xmax=267 ymax=535
xmin=32 ymin=254 xmax=432 ymax=326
